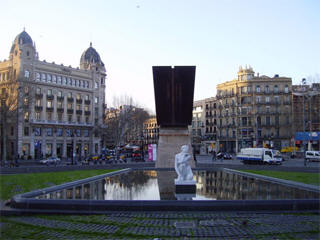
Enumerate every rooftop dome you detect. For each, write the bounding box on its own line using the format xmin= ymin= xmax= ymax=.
xmin=14 ymin=30 xmax=33 ymax=45
xmin=80 ymin=42 xmax=104 ymax=66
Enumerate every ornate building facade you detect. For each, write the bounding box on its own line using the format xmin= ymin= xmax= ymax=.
xmin=0 ymin=30 xmax=106 ymax=160
xmin=143 ymin=117 xmax=159 ymax=146
xmin=216 ymin=66 xmax=292 ymax=152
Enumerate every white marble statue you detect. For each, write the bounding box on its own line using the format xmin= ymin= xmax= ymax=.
xmin=174 ymin=145 xmax=194 ymax=182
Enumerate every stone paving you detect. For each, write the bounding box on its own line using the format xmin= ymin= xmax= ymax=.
xmin=1 ymin=211 xmax=319 ymax=239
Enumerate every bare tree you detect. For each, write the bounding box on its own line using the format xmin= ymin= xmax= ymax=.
xmin=104 ymin=95 xmax=149 ymax=149
xmin=0 ymin=80 xmax=19 ymax=164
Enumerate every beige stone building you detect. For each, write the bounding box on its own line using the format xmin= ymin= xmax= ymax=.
xmin=190 ymin=99 xmax=206 ymax=154
xmin=0 ymin=30 xmax=106 ymax=160
xmin=143 ymin=117 xmax=159 ymax=146
xmin=216 ymin=66 xmax=292 ymax=152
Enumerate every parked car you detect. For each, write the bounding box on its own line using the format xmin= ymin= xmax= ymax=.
xmin=216 ymin=152 xmax=233 ymax=160
xmin=305 ymin=151 xmax=320 ymax=162
xmin=40 ymin=157 xmax=61 ymax=165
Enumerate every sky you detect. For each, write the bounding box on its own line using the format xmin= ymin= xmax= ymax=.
xmin=1 ymin=0 xmax=319 ymax=113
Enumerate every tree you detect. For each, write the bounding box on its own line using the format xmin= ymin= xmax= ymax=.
xmin=104 ymin=95 xmax=149 ymax=149
xmin=0 ymin=80 xmax=19 ymax=164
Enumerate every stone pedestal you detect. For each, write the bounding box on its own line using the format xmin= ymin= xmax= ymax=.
xmin=155 ymin=127 xmax=195 ymax=168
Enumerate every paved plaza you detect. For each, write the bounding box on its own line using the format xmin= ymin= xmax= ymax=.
xmin=1 ymin=211 xmax=320 ymax=239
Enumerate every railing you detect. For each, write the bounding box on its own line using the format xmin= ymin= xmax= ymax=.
xmin=76 ymin=110 xmax=83 ymax=115
xmin=67 ymin=109 xmax=74 ymax=114
xmin=57 ymin=108 xmax=64 ymax=113
xmin=35 ymin=106 xmax=43 ymax=111
xmin=29 ymin=119 xmax=94 ymax=127
xmin=47 ymin=95 xmax=54 ymax=100
xmin=76 ymin=99 xmax=83 ymax=104
xmin=84 ymin=100 xmax=91 ymax=105
xmin=46 ymin=107 xmax=54 ymax=112
xmin=67 ymin=97 xmax=74 ymax=102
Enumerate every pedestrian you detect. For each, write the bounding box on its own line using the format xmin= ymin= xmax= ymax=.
xmin=193 ymin=149 xmax=197 ymax=163
xmin=212 ymin=150 xmax=216 ymax=161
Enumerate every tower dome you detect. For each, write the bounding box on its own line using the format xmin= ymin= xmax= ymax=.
xmin=80 ymin=42 xmax=105 ymax=70
xmin=14 ymin=30 xmax=33 ymax=45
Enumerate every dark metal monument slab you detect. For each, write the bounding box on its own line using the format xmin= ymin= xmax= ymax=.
xmin=153 ymin=66 xmax=195 ymax=127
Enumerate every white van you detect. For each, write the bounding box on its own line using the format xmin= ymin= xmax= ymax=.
xmin=237 ymin=148 xmax=280 ymax=165
xmin=305 ymin=151 xmax=320 ymax=162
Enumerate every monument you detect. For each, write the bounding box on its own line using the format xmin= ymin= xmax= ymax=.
xmin=153 ymin=66 xmax=196 ymax=168
xmin=174 ymin=145 xmax=196 ymax=195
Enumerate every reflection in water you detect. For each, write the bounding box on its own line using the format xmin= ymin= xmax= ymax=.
xmin=36 ymin=170 xmax=319 ymax=201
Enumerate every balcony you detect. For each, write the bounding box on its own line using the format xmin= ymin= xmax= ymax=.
xmin=57 ymin=96 xmax=64 ymax=101
xmin=35 ymin=106 xmax=43 ymax=111
xmin=76 ymin=99 xmax=83 ymax=104
xmin=76 ymin=110 xmax=83 ymax=115
xmin=67 ymin=109 xmax=74 ymax=114
xmin=84 ymin=111 xmax=91 ymax=115
xmin=35 ymin=93 xmax=43 ymax=99
xmin=47 ymin=95 xmax=54 ymax=100
xmin=57 ymin=108 xmax=64 ymax=113
xmin=46 ymin=107 xmax=54 ymax=112
xmin=67 ymin=97 xmax=74 ymax=102
xmin=84 ymin=100 xmax=91 ymax=105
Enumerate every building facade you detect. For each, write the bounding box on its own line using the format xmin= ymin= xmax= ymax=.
xmin=190 ymin=100 xmax=206 ymax=154
xmin=0 ymin=30 xmax=106 ymax=160
xmin=216 ymin=66 xmax=292 ymax=152
xmin=143 ymin=117 xmax=159 ymax=146
xmin=292 ymin=83 xmax=320 ymax=151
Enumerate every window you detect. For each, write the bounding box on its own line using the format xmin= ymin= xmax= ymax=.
xmin=256 ymin=85 xmax=260 ymax=93
xmin=57 ymin=101 xmax=63 ymax=108
xmin=34 ymin=127 xmax=41 ymax=136
xmin=56 ymin=128 xmax=63 ymax=136
xmin=24 ymin=127 xmax=29 ymax=136
xmin=247 ymin=86 xmax=251 ymax=93
xmin=84 ymin=105 xmax=89 ymax=111
xmin=24 ymin=70 xmax=30 ymax=78
xmin=52 ymin=75 xmax=56 ymax=83
xmin=24 ymin=112 xmax=29 ymax=122
xmin=84 ymin=130 xmax=89 ymax=137
xmin=36 ymin=87 xmax=41 ymax=94
xmin=67 ymin=103 xmax=73 ymax=109
xmin=24 ymin=97 xmax=28 ymax=105
xmin=58 ymin=113 xmax=63 ymax=121
xmin=266 ymin=106 xmax=270 ymax=113
xmin=265 ymin=96 xmax=270 ymax=103
xmin=57 ymin=76 xmax=62 ymax=84
xmin=76 ymin=93 xmax=81 ymax=100
xmin=47 ymin=100 xmax=53 ymax=108
xmin=41 ymin=73 xmax=46 ymax=81
xmin=46 ymin=128 xmax=53 ymax=136
xmin=265 ymin=85 xmax=269 ymax=93
xmin=11 ymin=126 xmax=14 ymax=136
xmin=35 ymin=112 xmax=41 ymax=120
xmin=36 ymin=99 xmax=41 ymax=107
xmin=284 ymin=85 xmax=289 ymax=93
xmin=47 ymin=89 xmax=52 ymax=96
xmin=72 ymin=79 xmax=76 ymax=86
xmin=85 ymin=95 xmax=89 ymax=100
xmin=94 ymin=96 xmax=98 ymax=104
xmin=76 ymin=104 xmax=81 ymax=110
xmin=47 ymin=74 xmax=52 ymax=82
xmin=266 ymin=116 xmax=270 ymax=125
xmin=86 ymin=81 xmax=89 ymax=88
xmin=76 ymin=129 xmax=81 ymax=137
xmin=257 ymin=116 xmax=261 ymax=126
xmin=26 ymin=51 xmax=30 ymax=56
xmin=68 ymin=115 xmax=72 ymax=122
xmin=77 ymin=115 xmax=81 ymax=122
xmin=68 ymin=92 xmax=72 ymax=98
xmin=274 ymin=85 xmax=278 ymax=93
xmin=47 ymin=112 xmax=52 ymax=120
xmin=274 ymin=96 xmax=279 ymax=103
xmin=275 ymin=116 xmax=279 ymax=125
xmin=67 ymin=77 xmax=72 ymax=85
xmin=58 ymin=91 xmax=62 ymax=97
xmin=256 ymin=96 xmax=261 ymax=103
xmin=62 ymin=77 xmax=66 ymax=85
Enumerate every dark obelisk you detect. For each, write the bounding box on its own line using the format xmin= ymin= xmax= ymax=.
xmin=153 ymin=66 xmax=196 ymax=168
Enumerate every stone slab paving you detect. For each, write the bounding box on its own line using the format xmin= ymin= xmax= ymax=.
xmin=1 ymin=211 xmax=320 ymax=239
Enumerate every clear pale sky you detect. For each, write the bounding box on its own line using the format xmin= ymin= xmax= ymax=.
xmin=1 ymin=0 xmax=319 ymax=113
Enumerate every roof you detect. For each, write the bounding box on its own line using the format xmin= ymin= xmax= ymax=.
xmin=80 ymin=43 xmax=104 ymax=66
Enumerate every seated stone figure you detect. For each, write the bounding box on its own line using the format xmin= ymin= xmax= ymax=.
xmin=175 ymin=145 xmax=194 ymax=182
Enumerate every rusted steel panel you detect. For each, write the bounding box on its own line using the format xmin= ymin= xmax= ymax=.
xmin=153 ymin=66 xmax=195 ymax=127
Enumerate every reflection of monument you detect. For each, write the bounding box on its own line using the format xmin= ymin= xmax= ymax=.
xmin=153 ymin=66 xmax=196 ymax=168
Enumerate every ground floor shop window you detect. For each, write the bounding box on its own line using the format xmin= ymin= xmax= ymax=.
xmin=46 ymin=143 xmax=52 ymax=157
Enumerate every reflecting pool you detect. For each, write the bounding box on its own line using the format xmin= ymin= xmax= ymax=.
xmin=36 ymin=170 xmax=319 ymax=201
